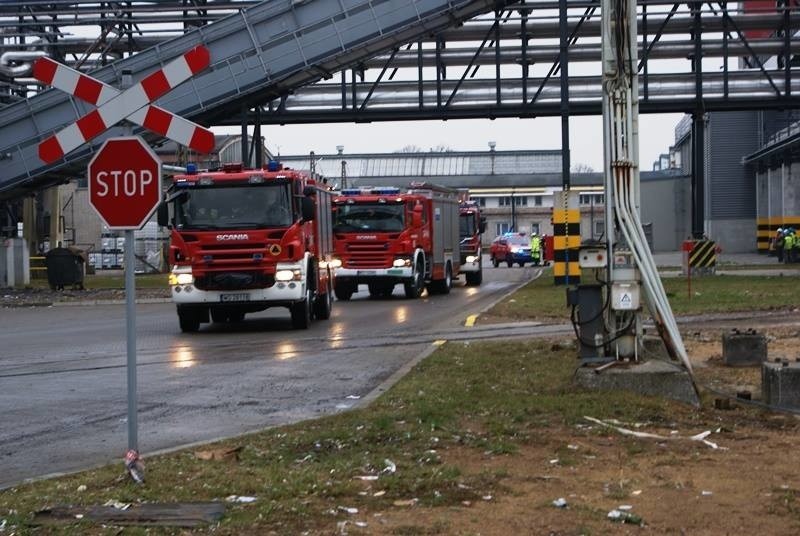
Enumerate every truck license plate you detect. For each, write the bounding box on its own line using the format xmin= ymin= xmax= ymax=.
xmin=357 ymin=270 xmax=377 ymax=275
xmin=220 ymin=293 xmax=250 ymax=302
xmin=387 ymin=269 xmax=403 ymax=275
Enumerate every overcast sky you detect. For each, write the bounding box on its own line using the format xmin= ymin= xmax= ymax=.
xmin=216 ymin=111 xmax=685 ymax=172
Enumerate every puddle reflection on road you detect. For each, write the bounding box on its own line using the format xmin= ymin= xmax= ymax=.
xmin=275 ymin=341 xmax=298 ymax=360
xmin=394 ymin=306 xmax=409 ymax=324
xmin=170 ymin=345 xmax=197 ymax=369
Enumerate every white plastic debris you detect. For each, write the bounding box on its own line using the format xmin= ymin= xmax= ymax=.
xmin=355 ymin=521 xmax=367 ymax=528
xmin=346 ymin=395 xmax=361 ymax=400
xmin=373 ymin=490 xmax=386 ymax=497
xmin=226 ymin=495 xmax=257 ymax=503
xmin=608 ymin=509 xmax=623 ymax=520
xmin=103 ymin=500 xmax=131 ymax=510
xmin=631 ymin=490 xmax=643 ymax=496
xmin=552 ymin=498 xmax=568 ymax=508
xmin=701 ymin=490 xmax=713 ymax=496
xmin=76 ymin=485 xmax=87 ymax=492
xmin=567 ymin=444 xmax=579 ymax=450
xmin=338 ymin=506 xmax=359 ymax=515
xmin=0 ymin=519 xmax=7 ymax=531
xmin=549 ymin=459 xmax=559 ymax=464
xmin=354 ymin=475 xmax=379 ymax=481
xmin=618 ymin=505 xmax=633 ymax=511
xmin=382 ymin=459 xmax=397 ymax=474
xmin=482 ymin=495 xmax=492 ymax=501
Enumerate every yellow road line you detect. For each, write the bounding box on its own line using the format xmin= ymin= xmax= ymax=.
xmin=433 ymin=340 xmax=447 ymax=347
xmin=465 ymin=314 xmax=477 ymax=327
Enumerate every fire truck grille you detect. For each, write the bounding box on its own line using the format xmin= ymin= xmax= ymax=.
xmin=195 ymin=271 xmax=274 ymax=290
xmin=345 ymin=241 xmax=391 ymax=269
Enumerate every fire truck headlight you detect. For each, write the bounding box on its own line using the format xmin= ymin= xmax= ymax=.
xmin=466 ymin=255 xmax=478 ymax=263
xmin=393 ymin=258 xmax=412 ymax=268
xmin=276 ymin=269 xmax=303 ymax=282
xmin=329 ymin=258 xmax=343 ymax=269
xmin=169 ymin=273 xmax=194 ymax=285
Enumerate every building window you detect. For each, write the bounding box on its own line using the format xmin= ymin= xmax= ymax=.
xmin=498 ymin=196 xmax=512 ymax=206
xmin=594 ymin=221 xmax=605 ymax=237
xmin=532 ymin=196 xmax=542 ymax=206
xmin=515 ymin=196 xmax=528 ymax=206
xmin=580 ymin=193 xmax=604 ymax=205
xmin=471 ymin=197 xmax=486 ymax=207
xmin=531 ymin=222 xmax=540 ymax=235
xmin=496 ymin=222 xmax=511 ymax=235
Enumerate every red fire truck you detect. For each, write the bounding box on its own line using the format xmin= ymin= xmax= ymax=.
xmin=458 ymin=194 xmax=486 ymax=286
xmin=331 ymin=182 xmax=461 ymax=300
xmin=158 ymin=161 xmax=335 ymax=332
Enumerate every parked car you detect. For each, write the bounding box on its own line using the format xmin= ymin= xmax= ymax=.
xmin=489 ymin=232 xmax=533 ymax=267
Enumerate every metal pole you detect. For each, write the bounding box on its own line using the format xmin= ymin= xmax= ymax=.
xmin=121 ymin=69 xmax=138 ymax=452
xmin=125 ymin=228 xmax=137 ymax=450
xmin=559 ymin=0 xmax=571 ymax=190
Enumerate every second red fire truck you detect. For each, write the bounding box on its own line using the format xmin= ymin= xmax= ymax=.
xmin=331 ymin=182 xmax=462 ymax=300
xmin=458 ymin=193 xmax=486 ymax=286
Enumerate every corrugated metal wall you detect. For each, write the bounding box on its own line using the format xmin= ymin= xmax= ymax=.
xmin=708 ymin=111 xmax=760 ymax=219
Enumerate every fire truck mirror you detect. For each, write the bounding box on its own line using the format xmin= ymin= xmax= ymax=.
xmin=157 ymin=201 xmax=170 ymax=228
xmin=301 ymin=197 xmax=315 ymax=222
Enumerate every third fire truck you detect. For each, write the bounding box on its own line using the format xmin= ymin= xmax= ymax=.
xmin=458 ymin=193 xmax=486 ymax=286
xmin=331 ymin=182 xmax=461 ymax=300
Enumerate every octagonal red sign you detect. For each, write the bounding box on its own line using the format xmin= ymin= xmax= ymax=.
xmin=88 ymin=136 xmax=162 ymax=230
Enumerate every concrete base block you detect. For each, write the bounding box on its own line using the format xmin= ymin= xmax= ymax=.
xmin=723 ymin=330 xmax=767 ymax=367
xmin=762 ymin=361 xmax=800 ymax=409
xmin=574 ymin=359 xmax=699 ymax=406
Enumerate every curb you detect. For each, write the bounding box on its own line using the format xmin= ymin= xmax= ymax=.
xmin=52 ymin=298 xmax=172 ymax=307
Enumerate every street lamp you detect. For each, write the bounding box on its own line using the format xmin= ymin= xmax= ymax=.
xmin=488 ymin=141 xmax=496 ymax=175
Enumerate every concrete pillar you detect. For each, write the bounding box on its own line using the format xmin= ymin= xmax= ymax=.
xmin=47 ymin=185 xmax=63 ymax=249
xmin=22 ymin=196 xmax=37 ymax=255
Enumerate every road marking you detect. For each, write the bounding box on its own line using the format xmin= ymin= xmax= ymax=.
xmin=433 ymin=340 xmax=446 ymax=347
xmin=465 ymin=314 xmax=477 ymax=327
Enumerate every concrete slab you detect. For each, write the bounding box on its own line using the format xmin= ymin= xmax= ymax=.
xmin=574 ymin=359 xmax=699 ymax=406
xmin=762 ymin=361 xmax=800 ymax=409
xmin=722 ymin=330 xmax=767 ymax=367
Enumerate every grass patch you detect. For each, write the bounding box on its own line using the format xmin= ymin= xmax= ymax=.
xmin=485 ymin=271 xmax=800 ymax=323
xmin=0 ymin=339 xmax=680 ymax=534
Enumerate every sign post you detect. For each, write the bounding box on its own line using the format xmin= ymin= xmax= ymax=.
xmin=88 ymin=136 xmax=161 ymax=479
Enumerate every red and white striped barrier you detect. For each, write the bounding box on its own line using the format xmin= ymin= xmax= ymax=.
xmin=34 ymin=46 xmax=214 ymax=164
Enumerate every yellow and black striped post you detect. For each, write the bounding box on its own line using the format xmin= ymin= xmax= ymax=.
xmin=552 ymin=191 xmax=580 ymax=285
xmin=688 ymin=239 xmax=717 ymax=271
xmin=758 ymin=216 xmax=800 ymax=253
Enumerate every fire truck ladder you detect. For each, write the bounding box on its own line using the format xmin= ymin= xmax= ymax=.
xmin=0 ymin=0 xmax=511 ymax=201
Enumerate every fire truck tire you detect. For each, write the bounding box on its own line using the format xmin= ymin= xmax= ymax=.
xmin=506 ymin=255 xmax=513 ymax=267
xmin=428 ymin=261 xmax=452 ymax=295
xmin=491 ymin=256 xmax=499 ymax=268
xmin=178 ymin=308 xmax=201 ymax=333
xmin=465 ymin=264 xmax=482 ymax=286
xmin=229 ymin=311 xmax=245 ymax=323
xmin=404 ymin=258 xmax=424 ymax=299
xmin=334 ymin=284 xmax=354 ymax=301
xmin=314 ymin=284 xmax=333 ymax=320
xmin=291 ymin=287 xmax=313 ymax=329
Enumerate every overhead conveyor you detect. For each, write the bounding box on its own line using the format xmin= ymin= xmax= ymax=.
xmin=0 ymin=0 xmax=512 ymax=201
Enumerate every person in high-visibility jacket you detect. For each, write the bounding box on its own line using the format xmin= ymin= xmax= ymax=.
xmin=531 ymin=232 xmax=542 ymax=265
xmin=775 ymin=228 xmax=785 ymax=262
xmin=784 ymin=230 xmax=795 ymax=264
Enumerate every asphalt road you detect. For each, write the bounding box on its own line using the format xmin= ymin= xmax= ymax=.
xmin=0 ymin=261 xmax=537 ymax=488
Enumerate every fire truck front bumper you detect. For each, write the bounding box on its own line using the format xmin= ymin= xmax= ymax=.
xmin=171 ymin=282 xmax=306 ymax=306
xmin=334 ymin=266 xmax=413 ymax=285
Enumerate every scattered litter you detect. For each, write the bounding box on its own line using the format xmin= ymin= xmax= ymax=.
xmin=0 ymin=519 xmax=6 ymax=531
xmin=382 ymin=459 xmax=397 ymax=474
xmin=338 ymin=506 xmax=358 ymax=515
xmin=194 ymin=446 xmax=242 ymax=462
xmin=335 ymin=404 xmax=352 ymax=410
xmin=461 ymin=500 xmax=472 ymax=507
xmin=124 ymin=449 xmax=145 ymax=484
xmin=102 ymin=500 xmax=131 ymax=511
xmin=567 ymin=444 xmax=579 ymax=450
xmin=482 ymin=495 xmax=492 ymax=501
xmin=355 ymin=521 xmax=367 ymax=528
xmin=75 ymin=514 xmax=84 ymax=519
xmin=584 ymin=417 xmax=723 ymax=449
xmin=346 ymin=395 xmax=361 ymax=400
xmin=336 ymin=520 xmax=348 ymax=534
xmin=225 ymin=495 xmax=257 ymax=503
xmin=354 ymin=475 xmax=379 ymax=481
xmin=781 ymin=484 xmax=790 ymax=490
xmin=373 ymin=490 xmax=386 ymax=497
xmin=393 ymin=499 xmax=418 ymax=507
xmin=618 ymin=504 xmax=633 ymax=511
xmin=608 ymin=509 xmax=643 ymax=525
xmin=552 ymin=498 xmax=568 ymax=508
xmin=296 ymin=454 xmax=313 ymax=464
xmin=549 ymin=459 xmax=560 ymax=464
xmin=701 ymin=490 xmax=713 ymax=496
xmin=76 ymin=485 xmax=87 ymax=492
xmin=631 ymin=490 xmax=643 ymax=496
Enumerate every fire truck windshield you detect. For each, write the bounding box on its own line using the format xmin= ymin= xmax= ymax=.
xmin=460 ymin=213 xmax=476 ymax=238
xmin=333 ymin=203 xmax=405 ymax=232
xmin=175 ymin=183 xmax=293 ymax=230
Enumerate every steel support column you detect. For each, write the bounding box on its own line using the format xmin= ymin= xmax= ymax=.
xmin=559 ymin=0 xmax=571 ymax=189
xmin=691 ymin=0 xmax=705 ymax=238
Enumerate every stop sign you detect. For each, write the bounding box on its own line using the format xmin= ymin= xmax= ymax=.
xmin=88 ymin=136 xmax=162 ymax=230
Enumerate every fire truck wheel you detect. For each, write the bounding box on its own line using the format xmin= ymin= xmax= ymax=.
xmin=291 ymin=286 xmax=313 ymax=329
xmin=506 ymin=255 xmax=513 ymax=267
xmin=334 ymin=284 xmax=354 ymax=301
xmin=314 ymin=286 xmax=333 ymax=320
xmin=229 ymin=311 xmax=245 ymax=323
xmin=178 ymin=308 xmax=201 ymax=333
xmin=492 ymin=256 xmax=499 ymax=268
xmin=428 ymin=261 xmax=452 ymax=295
xmin=404 ymin=258 xmax=424 ymax=299
xmin=210 ymin=308 xmax=228 ymax=323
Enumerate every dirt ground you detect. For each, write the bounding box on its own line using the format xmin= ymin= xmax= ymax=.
xmin=331 ymin=324 xmax=800 ymax=535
